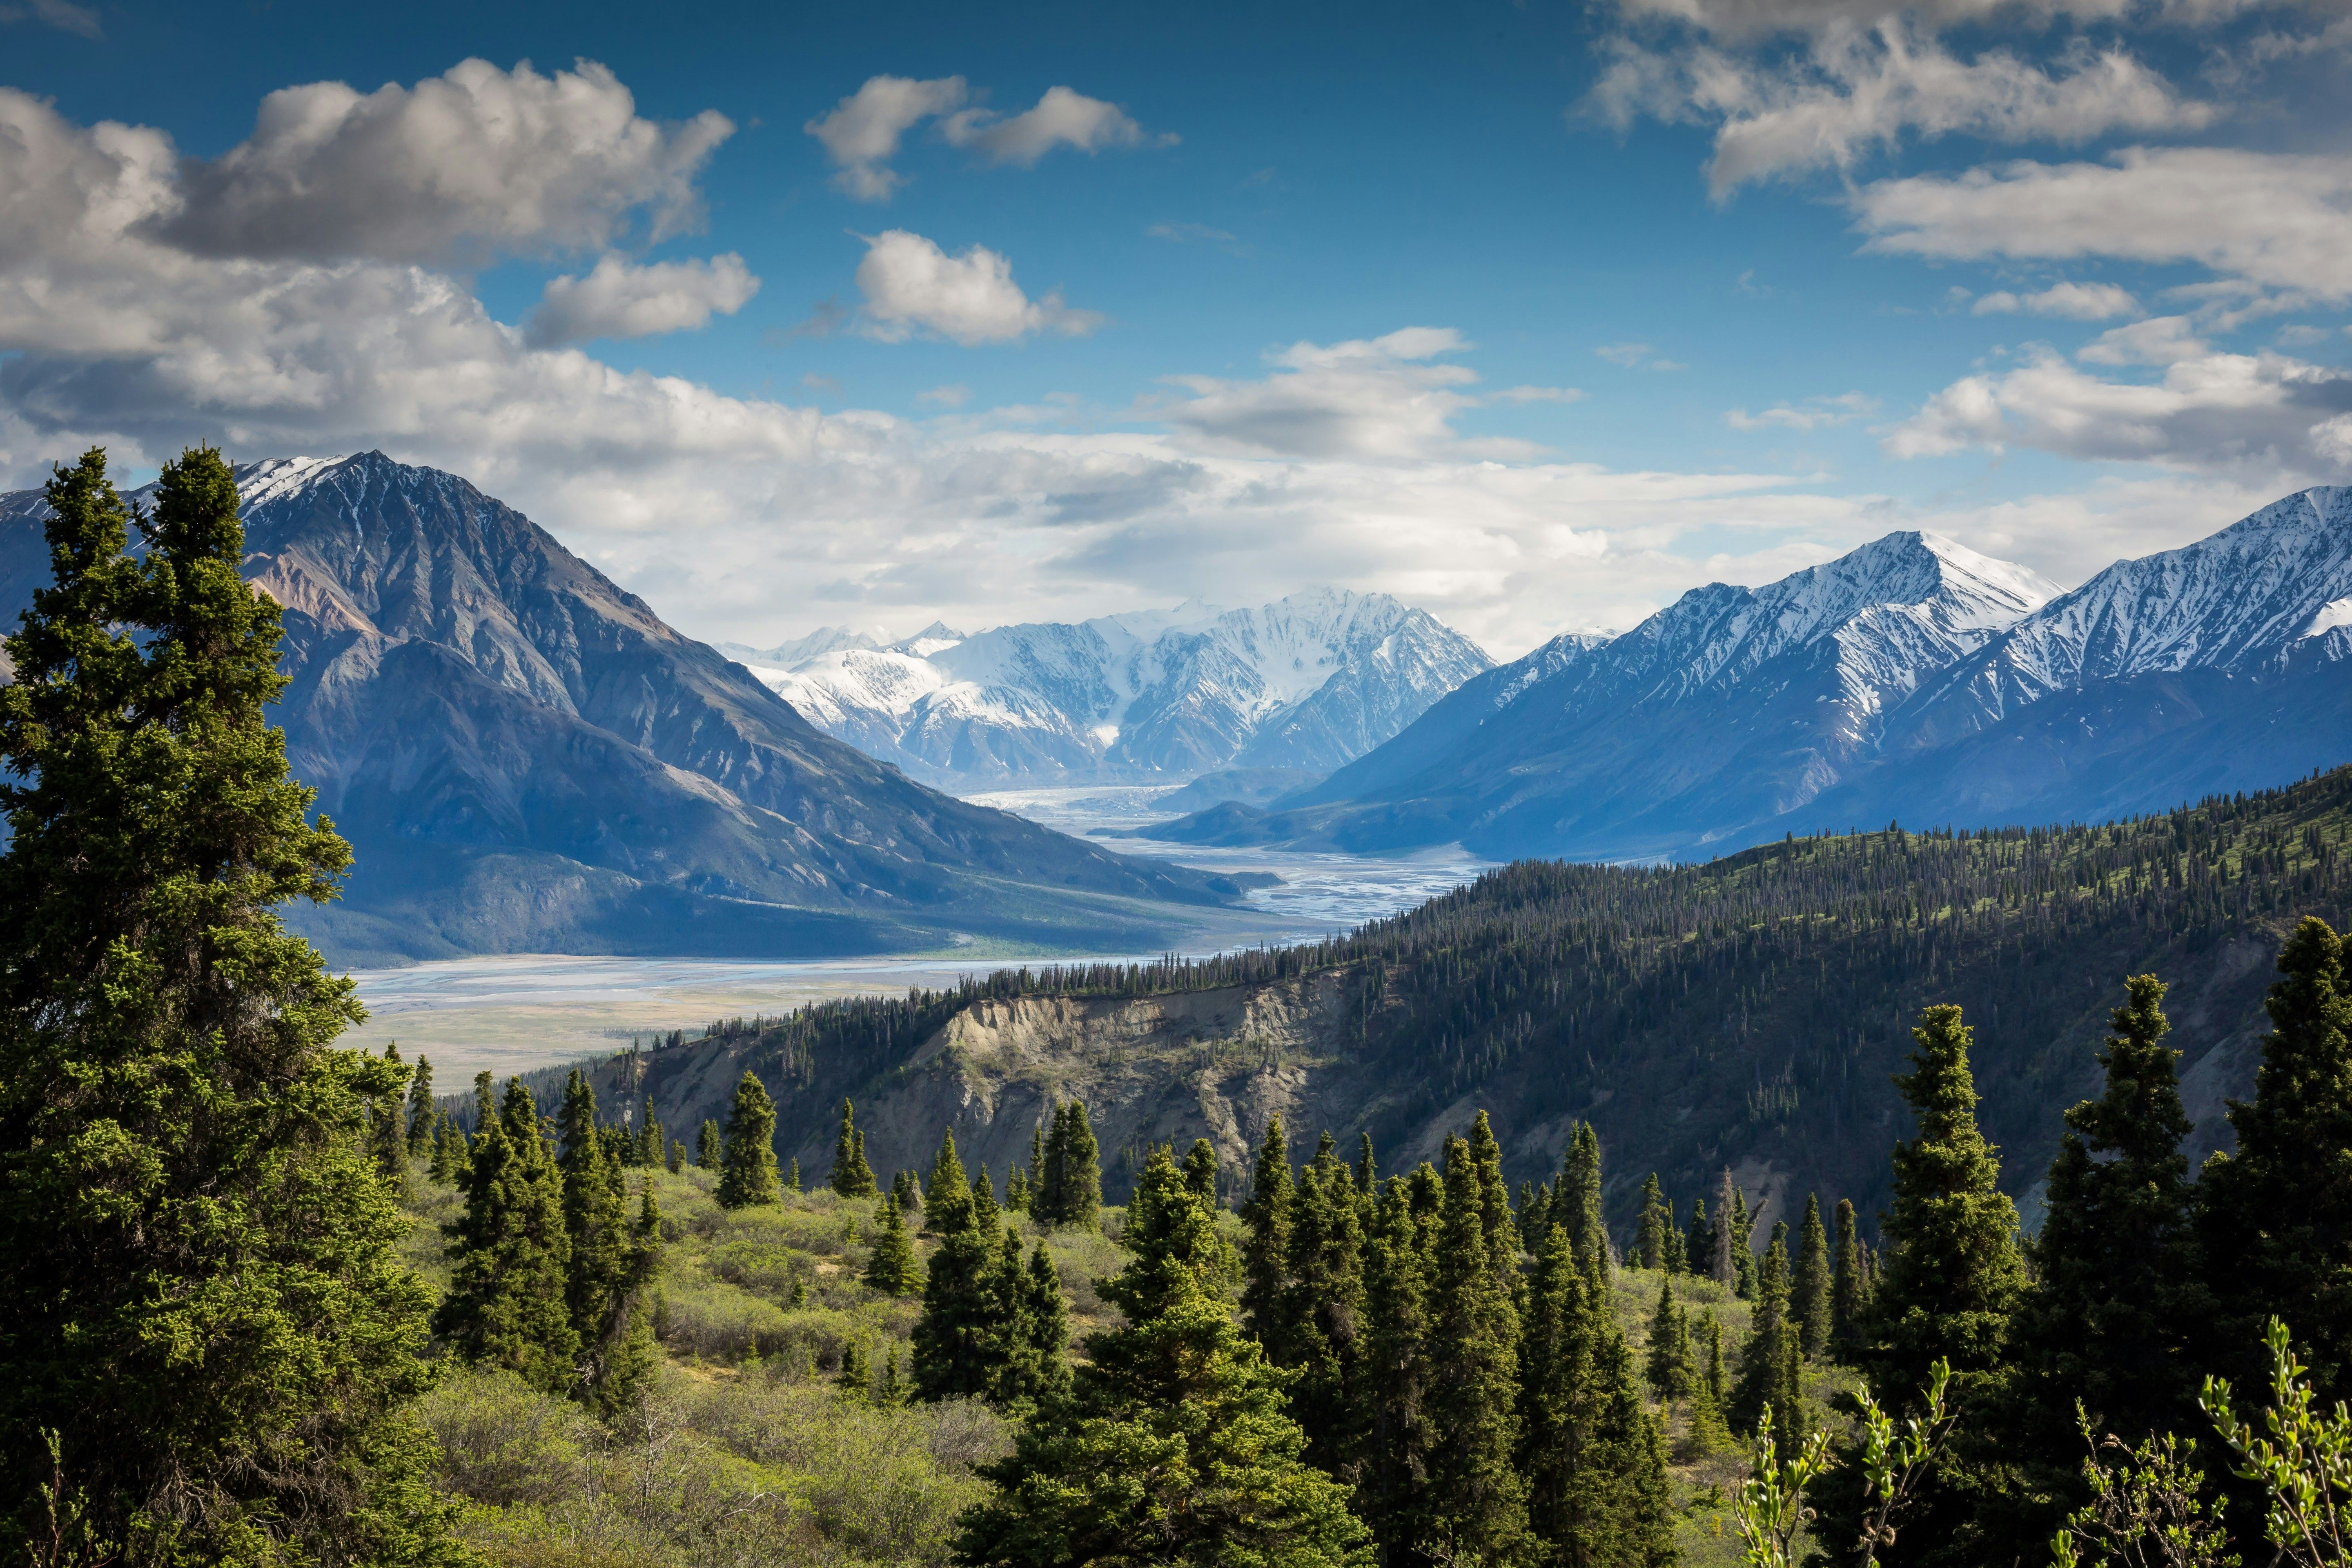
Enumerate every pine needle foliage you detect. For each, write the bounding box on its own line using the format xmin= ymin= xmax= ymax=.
xmin=0 ymin=447 xmax=459 ymax=1564
xmin=716 ymin=1071 xmax=781 ymax=1209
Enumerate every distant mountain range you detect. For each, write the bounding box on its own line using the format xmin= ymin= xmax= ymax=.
xmin=0 ymin=454 xmax=1259 ymax=967
xmin=725 ymin=592 xmax=1492 ymax=789
xmin=1129 ymin=489 xmax=2352 ymax=860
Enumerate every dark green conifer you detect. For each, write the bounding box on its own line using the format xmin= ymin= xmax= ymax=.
xmin=1643 ymin=1274 xmax=1693 ymax=1401
xmin=1468 ymin=1109 xmax=1518 ymax=1275
xmin=953 ymin=1146 xmax=1370 ymax=1568
xmin=1636 ymin=1173 xmax=1671 ymax=1272
xmin=1357 ymin=1131 xmax=1377 ymax=1192
xmin=1831 ymin=1198 xmax=1864 ymax=1350
xmin=865 ymin=1192 xmax=923 ymax=1296
xmin=829 ymin=1097 xmax=878 ymax=1198
xmin=438 ymin=1079 xmax=579 ymax=1392
xmin=1712 ymin=1171 xmax=1739 ymax=1289
xmin=1004 ymin=1164 xmax=1029 ymax=1212
xmin=1281 ymin=1134 xmax=1368 ymax=1473
xmin=406 ymin=1053 xmax=436 ymax=1157
xmin=1418 ymin=1134 xmax=1529 ymax=1566
xmin=1034 ymin=1100 xmax=1101 ymax=1230
xmin=372 ymin=1042 xmax=413 ymax=1191
xmin=0 ymin=448 xmax=456 ymax=1561
xmin=695 ymin=1118 xmax=719 ymax=1170
xmin=1009 ymin=1237 xmax=1073 ymax=1414
xmin=635 ymin=1090 xmax=661 ymax=1167
xmin=838 ymin=1341 xmax=870 ymax=1401
xmin=429 ymin=1114 xmax=463 ymax=1184
xmin=1522 ymin=1225 xmax=1675 ymax=1568
xmin=1730 ymin=1184 xmax=1757 ymax=1297
xmin=914 ymin=1158 xmax=1010 ymax=1402
xmin=1183 ymin=1136 xmax=1219 ymax=1206
xmin=1559 ymin=1121 xmax=1608 ymax=1278
xmin=786 ymin=1156 xmax=800 ymax=1194
xmin=1355 ymin=1173 xmax=1438 ymax=1553
xmin=1793 ymin=1193 xmax=1833 ymax=1360
xmin=2198 ymin=919 xmax=2352 ymax=1400
xmin=1679 ymin=1312 xmax=1734 ymax=1461
xmin=927 ymin=1129 xmax=973 ymax=1234
xmin=1241 ymin=1116 xmax=1294 ymax=1347
xmin=717 ymin=1071 xmax=782 ymax=1209
xmin=1520 ymin=1178 xmax=1556 ymax=1254
xmin=1686 ymin=1196 xmax=1713 ymax=1282
xmin=1731 ymin=1225 xmax=1804 ymax=1450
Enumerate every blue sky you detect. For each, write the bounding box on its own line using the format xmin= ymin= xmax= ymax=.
xmin=2 ymin=0 xmax=2347 ymax=656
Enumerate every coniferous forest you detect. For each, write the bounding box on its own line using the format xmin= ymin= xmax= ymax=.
xmin=11 ymin=448 xmax=2352 ymax=1568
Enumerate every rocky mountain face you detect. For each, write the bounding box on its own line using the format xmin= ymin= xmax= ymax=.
xmin=0 ymin=453 xmax=1252 ymax=966
xmin=743 ymin=589 xmax=1492 ymax=789
xmin=1149 ymin=494 xmax=2352 ymax=860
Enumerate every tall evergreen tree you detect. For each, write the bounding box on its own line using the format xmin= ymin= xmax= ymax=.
xmin=406 ymin=1054 xmax=437 ymax=1157
xmin=1281 ymin=1134 xmax=1369 ymax=1474
xmin=953 ymin=1146 xmax=1370 ymax=1568
xmin=1357 ymin=1131 xmax=1377 ymax=1193
xmin=1730 ymin=1186 xmax=1757 ymax=1297
xmin=372 ymin=1042 xmax=413 ymax=1190
xmin=695 ymin=1118 xmax=719 ymax=1170
xmin=1711 ymin=1171 xmax=1739 ymax=1288
xmin=717 ymin=1071 xmax=782 ymax=1209
xmin=1636 ymin=1173 xmax=1672 ymax=1272
xmin=865 ymin=1192 xmax=923 ymax=1296
xmin=1183 ymin=1136 xmax=1219 ymax=1206
xmin=914 ymin=1148 xmax=1019 ymax=1403
xmin=830 ymin=1097 xmax=878 ymax=1198
xmin=785 ymin=1156 xmax=800 ymax=1194
xmin=1643 ymin=1273 xmax=1694 ymax=1401
xmin=1418 ymin=1134 xmax=1529 ymax=1566
xmin=553 ymin=1070 xmax=660 ymax=1411
xmin=1685 ymin=1196 xmax=1713 ymax=1283
xmin=2198 ymin=918 xmax=2352 ymax=1401
xmin=0 ymin=447 xmax=457 ymax=1563
xmin=1730 ymin=1225 xmax=1804 ymax=1450
xmin=927 ymin=1129 xmax=973 ymax=1234
xmin=1241 ymin=1116 xmax=1294 ymax=1348
xmin=1559 ymin=1121 xmax=1607 ymax=1277
xmin=1355 ymin=1173 xmax=1439 ymax=1555
xmin=438 ymin=1080 xmax=579 ymax=1393
xmin=636 ymin=1089 xmax=662 ymax=1167
xmin=1004 ymin=1163 xmax=1030 ymax=1212
xmin=1005 ymin=1231 xmax=1074 ymax=1415
xmin=1521 ymin=1225 xmax=1675 ymax=1568
xmin=429 ymin=1114 xmax=464 ymax=1184
xmin=1034 ymin=1100 xmax=1102 ymax=1230
xmin=1792 ymin=1193 xmax=1833 ymax=1361
xmin=1826 ymin=1003 xmax=2029 ymax=1568
xmin=1831 ymin=1198 xmax=1864 ymax=1351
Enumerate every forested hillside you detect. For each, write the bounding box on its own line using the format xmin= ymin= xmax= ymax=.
xmin=529 ymin=767 xmax=2352 ymax=1239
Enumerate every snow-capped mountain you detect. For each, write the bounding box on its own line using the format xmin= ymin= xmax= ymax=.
xmin=1153 ymin=493 xmax=2352 ymax=859
xmin=1153 ymin=531 xmax=2066 ymax=859
xmin=0 ymin=453 xmax=1249 ymax=964
xmin=741 ymin=589 xmax=1493 ymax=788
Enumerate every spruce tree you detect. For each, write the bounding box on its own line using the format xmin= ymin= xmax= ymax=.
xmin=786 ymin=1156 xmax=800 ymax=1194
xmin=1730 ymin=1185 xmax=1757 ymax=1297
xmin=1643 ymin=1273 xmax=1693 ymax=1402
xmin=914 ymin=1156 xmax=1013 ymax=1402
xmin=1831 ymin=1198 xmax=1864 ymax=1351
xmin=1418 ymin=1134 xmax=1529 ymax=1566
xmin=0 ymin=447 xmax=456 ymax=1562
xmin=1183 ymin=1136 xmax=1219 ymax=1206
xmin=1241 ymin=1116 xmax=1294 ymax=1348
xmin=1828 ymin=1003 xmax=2029 ymax=1568
xmin=429 ymin=1115 xmax=462 ymax=1184
xmin=1730 ymin=1226 xmax=1804 ymax=1450
xmin=1686 ymin=1196 xmax=1713 ymax=1283
xmin=438 ymin=1079 xmax=579 ymax=1392
xmin=864 ymin=1192 xmax=923 ymax=1296
xmin=406 ymin=1054 xmax=437 ymax=1157
xmin=1355 ymin=1172 xmax=1439 ymax=1550
xmin=1468 ymin=1110 xmax=1518 ymax=1275
xmin=1005 ymin=1164 xmax=1030 ymax=1212
xmin=1522 ymin=1225 xmax=1675 ymax=1568
xmin=926 ymin=1129 xmax=973 ymax=1234
xmin=1357 ymin=1131 xmax=1377 ymax=1193
xmin=953 ymin=1146 xmax=1370 ymax=1568
xmin=830 ymin=1097 xmax=878 ymax=1198
xmin=1035 ymin=1100 xmax=1101 ymax=1230
xmin=1281 ymin=1134 xmax=1368 ymax=1473
xmin=1711 ymin=1171 xmax=1739 ymax=1288
xmin=1680 ymin=1312 xmax=1734 ymax=1461
xmin=1792 ymin=1193 xmax=1833 ymax=1360
xmin=2198 ymin=919 xmax=2352 ymax=1401
xmin=695 ymin=1118 xmax=719 ymax=1170
xmin=1559 ymin=1120 xmax=1607 ymax=1277
xmin=372 ymin=1042 xmax=413 ymax=1190
xmin=717 ymin=1071 xmax=782 ymax=1209
xmin=1009 ymin=1236 xmax=1074 ymax=1415
xmin=1636 ymin=1173 xmax=1671 ymax=1272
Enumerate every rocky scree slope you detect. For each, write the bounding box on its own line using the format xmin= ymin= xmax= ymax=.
xmin=542 ymin=767 xmax=2352 ymax=1238
xmin=740 ymin=589 xmax=1492 ymax=789
xmin=0 ymin=453 xmax=1251 ymax=965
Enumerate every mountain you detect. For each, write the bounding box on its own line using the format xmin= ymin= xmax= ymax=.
xmin=743 ymin=589 xmax=1493 ymax=789
xmin=0 ymin=453 xmax=1256 ymax=967
xmin=539 ymin=766 xmax=2352 ymax=1243
xmin=1149 ymin=530 xmax=2061 ymax=859
xmin=713 ymin=625 xmax=883 ymax=667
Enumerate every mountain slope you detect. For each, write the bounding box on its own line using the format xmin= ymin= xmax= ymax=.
xmin=0 ymin=453 xmax=1251 ymax=965
xmin=542 ymin=767 xmax=2352 ymax=1244
xmin=750 ymin=589 xmax=1492 ymax=788
xmin=1151 ymin=531 xmax=2060 ymax=859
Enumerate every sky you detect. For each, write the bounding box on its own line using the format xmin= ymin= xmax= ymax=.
xmin=0 ymin=0 xmax=2347 ymax=660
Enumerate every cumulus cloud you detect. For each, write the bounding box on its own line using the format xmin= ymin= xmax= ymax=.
xmin=160 ymin=59 xmax=733 ymax=263
xmin=0 ymin=0 xmax=101 ymax=37
xmin=1602 ymin=0 xmax=2309 ymax=41
xmin=1726 ymin=391 xmax=1878 ymax=429
xmin=1153 ymin=328 xmax=1501 ymax=461
xmin=1970 ymin=281 xmax=2140 ymax=318
xmin=1493 ymin=385 xmax=1587 ymax=403
xmin=803 ymin=75 xmax=969 ymax=202
xmin=1853 ymin=147 xmax=2352 ymax=299
xmin=940 ymin=85 xmax=1170 ymax=165
xmin=850 ymin=229 xmax=1102 ymax=345
xmin=1588 ymin=24 xmax=2209 ymax=196
xmin=1884 ymin=341 xmax=2352 ymax=476
xmin=523 ymin=253 xmax=758 ymax=347
xmin=803 ymin=76 xmax=1169 ymax=201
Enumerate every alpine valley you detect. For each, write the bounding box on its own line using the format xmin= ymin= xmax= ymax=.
xmin=0 ymin=453 xmax=1274 ymax=967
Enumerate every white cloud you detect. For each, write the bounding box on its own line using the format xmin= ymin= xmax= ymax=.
xmin=803 ymin=75 xmax=969 ymax=203
xmin=1853 ymin=147 xmax=2352 ymax=298
xmin=524 ymin=253 xmax=758 ymax=347
xmin=1971 ymin=280 xmax=2141 ymax=318
xmin=163 ymin=59 xmax=732 ymax=263
xmin=1587 ymin=23 xmax=2209 ymax=196
xmin=1884 ymin=341 xmax=2352 ymax=476
xmin=1726 ymin=391 xmax=1878 ymax=428
xmin=941 ymin=85 xmax=1170 ymax=166
xmin=850 ymin=229 xmax=1103 ymax=345
xmin=2075 ymin=314 xmax=2207 ymax=365
xmin=1493 ymin=385 xmax=1588 ymax=403
xmin=1153 ymin=328 xmax=1502 ymax=461
xmin=1603 ymin=0 xmax=2309 ymax=42
xmin=918 ymin=384 xmax=971 ymax=407
xmin=0 ymin=0 xmax=100 ymax=37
